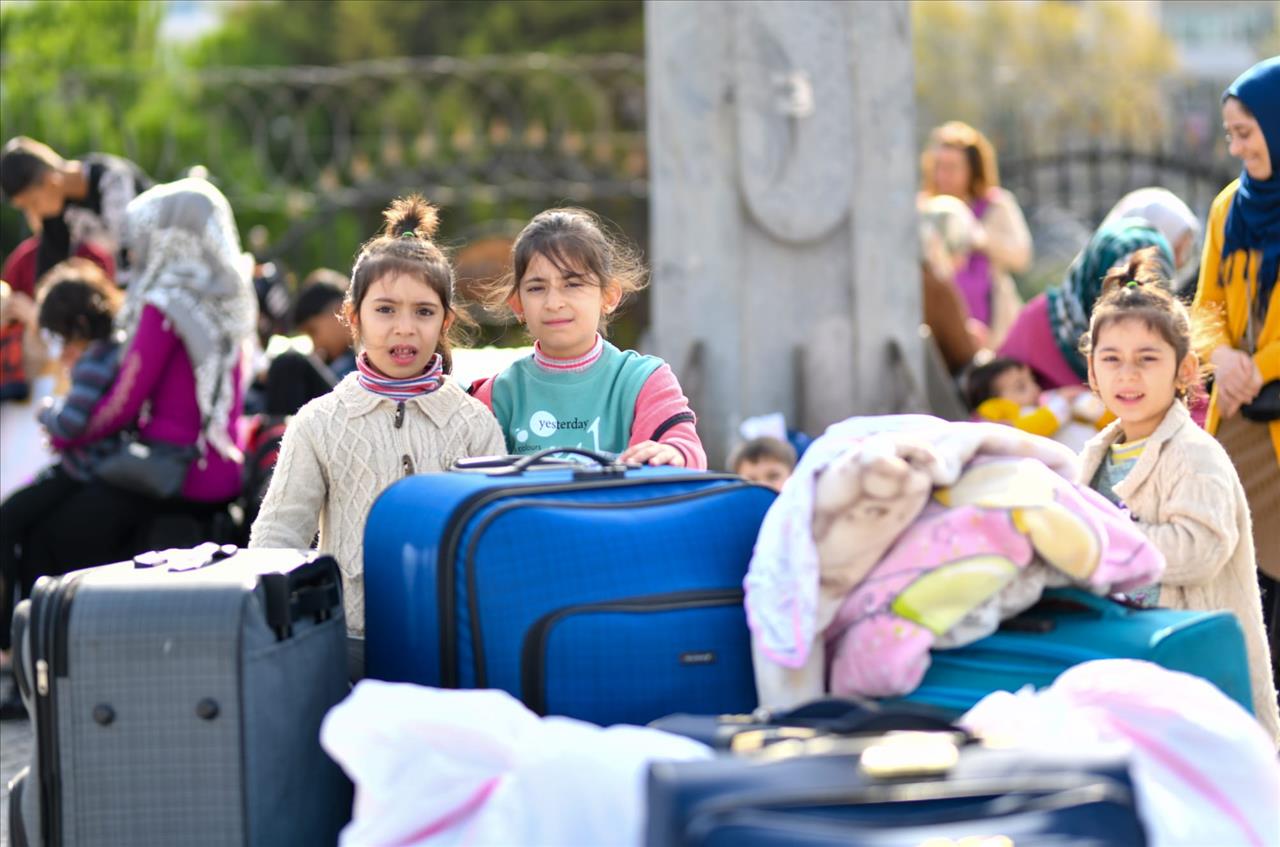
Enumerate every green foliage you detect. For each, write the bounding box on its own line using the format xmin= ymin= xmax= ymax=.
xmin=191 ymin=0 xmax=643 ymax=67
xmin=913 ymin=0 xmax=1178 ymax=155
xmin=0 ymin=0 xmax=644 ymax=303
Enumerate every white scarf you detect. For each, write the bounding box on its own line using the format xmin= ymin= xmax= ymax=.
xmin=116 ymin=178 xmax=257 ymax=460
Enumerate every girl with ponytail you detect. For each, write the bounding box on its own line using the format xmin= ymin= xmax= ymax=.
xmin=1077 ymin=247 xmax=1279 ymax=743
xmin=251 ymin=195 xmax=504 ymax=649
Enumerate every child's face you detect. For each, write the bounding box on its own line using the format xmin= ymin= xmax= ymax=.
xmin=1088 ymin=317 xmax=1194 ymax=442
xmin=352 ymin=272 xmax=449 ymax=378
xmin=736 ymin=457 xmax=792 ymax=493
xmin=301 ymin=303 xmax=352 ymax=363
xmin=993 ymin=365 xmax=1041 ymax=408
xmin=510 ymin=251 xmax=620 ymax=359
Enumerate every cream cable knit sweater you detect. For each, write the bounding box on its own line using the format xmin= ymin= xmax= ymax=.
xmin=1079 ymin=401 xmax=1280 ymax=744
xmin=249 ymin=373 xmax=505 ymax=635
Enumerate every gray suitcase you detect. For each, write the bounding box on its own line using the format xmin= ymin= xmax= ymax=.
xmin=6 ymin=544 xmax=352 ymax=847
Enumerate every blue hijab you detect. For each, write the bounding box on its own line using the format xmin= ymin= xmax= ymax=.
xmin=1222 ymin=56 xmax=1280 ymax=304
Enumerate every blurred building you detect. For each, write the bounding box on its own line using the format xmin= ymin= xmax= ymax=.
xmin=1153 ymin=1 xmax=1278 ymax=80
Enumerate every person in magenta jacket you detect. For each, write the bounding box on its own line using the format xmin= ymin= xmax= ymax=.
xmin=26 ymin=178 xmax=257 ymax=568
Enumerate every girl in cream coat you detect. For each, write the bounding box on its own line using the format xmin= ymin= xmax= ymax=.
xmin=1078 ymin=248 xmax=1279 ymax=743
xmin=251 ymin=196 xmax=503 ymax=642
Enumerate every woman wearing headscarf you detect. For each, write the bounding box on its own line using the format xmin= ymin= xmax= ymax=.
xmin=1194 ymin=57 xmax=1280 ymax=615
xmin=920 ymin=121 xmax=1033 ymax=348
xmin=1100 ymin=187 xmax=1202 ymax=292
xmin=997 ymin=199 xmax=1185 ymax=389
xmin=25 ymin=178 xmax=257 ymax=568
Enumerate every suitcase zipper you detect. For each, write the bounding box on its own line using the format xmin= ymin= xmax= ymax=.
xmin=465 ymin=485 xmax=757 ymax=688
xmin=30 ymin=573 xmax=79 ymax=847
xmin=519 ymin=588 xmax=743 ymax=715
xmin=53 ymin=577 xmax=82 ymax=679
xmin=434 ymin=474 xmax=745 ymax=687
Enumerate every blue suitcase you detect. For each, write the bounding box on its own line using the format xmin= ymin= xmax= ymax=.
xmin=895 ymin=588 xmax=1254 ymax=716
xmin=363 ymin=449 xmax=776 ymax=726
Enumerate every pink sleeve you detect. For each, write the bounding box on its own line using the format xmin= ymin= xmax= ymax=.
xmin=54 ymin=304 xmax=180 ymax=450
xmin=629 ymin=363 xmax=707 ymax=470
xmin=471 ymin=376 xmax=495 ymax=410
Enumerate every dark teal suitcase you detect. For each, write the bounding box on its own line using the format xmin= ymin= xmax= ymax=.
xmin=894 ymin=589 xmax=1253 ymax=716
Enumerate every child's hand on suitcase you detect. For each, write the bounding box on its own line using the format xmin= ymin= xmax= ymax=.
xmin=620 ymin=440 xmax=685 ymax=467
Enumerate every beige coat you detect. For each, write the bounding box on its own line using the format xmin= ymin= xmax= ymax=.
xmin=250 ymin=373 xmax=505 ymax=635
xmin=1078 ymin=401 xmax=1280 ymax=743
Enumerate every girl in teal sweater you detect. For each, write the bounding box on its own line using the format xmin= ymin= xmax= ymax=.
xmin=472 ymin=208 xmax=705 ymax=468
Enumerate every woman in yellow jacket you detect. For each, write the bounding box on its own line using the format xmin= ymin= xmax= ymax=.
xmin=1194 ymin=57 xmax=1280 ymax=626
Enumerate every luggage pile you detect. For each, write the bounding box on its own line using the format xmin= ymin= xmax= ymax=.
xmin=4 ymin=447 xmax=1271 ymax=846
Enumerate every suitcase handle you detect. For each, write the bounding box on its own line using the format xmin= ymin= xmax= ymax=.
xmin=458 ymin=447 xmax=634 ymax=478
xmin=261 ymin=556 xmax=342 ymax=640
xmin=762 ymin=697 xmax=961 ymax=736
xmin=1030 ymin=588 xmax=1139 ymax=620
xmin=997 ymin=588 xmax=1143 ymax=636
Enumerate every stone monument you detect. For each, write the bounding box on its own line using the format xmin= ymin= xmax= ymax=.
xmin=646 ymin=0 xmax=924 ymax=466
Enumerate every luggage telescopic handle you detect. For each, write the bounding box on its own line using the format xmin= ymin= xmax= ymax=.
xmin=261 ymin=555 xmax=342 ymax=641
xmin=511 ymin=447 xmax=626 ymax=473
xmin=451 ymin=447 xmax=637 ymax=479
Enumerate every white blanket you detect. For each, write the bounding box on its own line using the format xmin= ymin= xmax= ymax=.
xmin=961 ymin=660 xmax=1280 ymax=847
xmin=321 ymin=681 xmax=712 ymax=847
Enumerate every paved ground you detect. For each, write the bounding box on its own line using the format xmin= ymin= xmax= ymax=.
xmin=0 ymin=673 xmax=32 ymax=847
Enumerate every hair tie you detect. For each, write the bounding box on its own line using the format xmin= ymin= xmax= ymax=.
xmin=400 ymin=230 xmax=417 ymax=240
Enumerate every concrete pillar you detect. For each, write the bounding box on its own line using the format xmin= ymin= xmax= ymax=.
xmin=646 ymin=0 xmax=924 ymax=467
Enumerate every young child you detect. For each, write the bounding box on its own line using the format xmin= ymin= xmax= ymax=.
xmin=295 ymin=270 xmax=358 ymax=380
xmin=260 ymin=271 xmax=358 ymax=416
xmin=250 ymin=196 xmax=505 ymax=644
xmin=967 ymin=357 xmax=1108 ymax=451
xmin=1 ymin=259 xmax=123 ymax=683
xmin=472 ymin=208 xmax=705 ymax=468
xmin=728 ymin=436 xmax=796 ymax=492
xmin=1077 ymin=247 xmax=1280 ymax=744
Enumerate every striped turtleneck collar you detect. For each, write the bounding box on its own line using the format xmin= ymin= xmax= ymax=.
xmin=356 ymin=352 xmax=444 ymax=400
xmin=532 ymin=334 xmax=604 ymax=374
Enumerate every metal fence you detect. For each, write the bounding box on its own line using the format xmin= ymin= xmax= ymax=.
xmin=20 ymin=55 xmax=1244 ymax=281
xmin=57 ymin=54 xmax=648 ymax=208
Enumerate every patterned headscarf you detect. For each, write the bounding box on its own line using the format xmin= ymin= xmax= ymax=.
xmin=1045 ymin=219 xmax=1173 ymax=380
xmin=117 ymin=178 xmax=257 ymax=460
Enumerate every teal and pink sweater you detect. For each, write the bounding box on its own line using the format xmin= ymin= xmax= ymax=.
xmin=472 ymin=336 xmax=706 ymax=469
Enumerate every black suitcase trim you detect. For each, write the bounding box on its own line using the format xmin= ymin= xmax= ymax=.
xmin=461 ymin=482 xmax=754 ymax=689
xmin=30 ymin=572 xmax=81 ymax=847
xmin=682 ymin=775 xmax=1140 ymax=845
xmin=434 ymin=473 xmax=742 ymax=687
xmin=8 ymin=768 xmax=30 ymax=847
xmin=518 ymin=588 xmax=744 ymax=715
